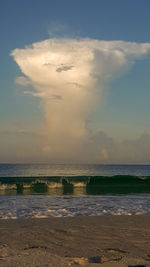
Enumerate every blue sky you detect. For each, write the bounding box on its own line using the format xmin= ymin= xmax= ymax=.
xmin=1 ymin=0 xmax=150 ymax=163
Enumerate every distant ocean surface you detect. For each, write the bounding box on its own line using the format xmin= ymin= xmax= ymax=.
xmin=1 ymin=163 xmax=150 ymax=219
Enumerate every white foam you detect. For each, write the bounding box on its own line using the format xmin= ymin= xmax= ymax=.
xmin=22 ymin=184 xmax=31 ymax=189
xmin=0 ymin=184 xmax=17 ymax=190
xmin=72 ymin=182 xmax=86 ymax=187
xmin=47 ymin=209 xmax=56 ymax=212
xmin=0 ymin=194 xmax=150 ymax=219
xmin=34 ymin=215 xmax=47 ymax=218
xmin=47 ymin=182 xmax=62 ymax=188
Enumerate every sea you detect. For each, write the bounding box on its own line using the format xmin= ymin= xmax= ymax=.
xmin=1 ymin=163 xmax=150 ymax=219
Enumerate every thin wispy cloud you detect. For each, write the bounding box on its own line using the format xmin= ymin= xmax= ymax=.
xmin=15 ymin=76 xmax=31 ymax=86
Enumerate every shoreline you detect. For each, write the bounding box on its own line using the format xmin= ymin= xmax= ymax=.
xmin=0 ymin=215 xmax=150 ymax=266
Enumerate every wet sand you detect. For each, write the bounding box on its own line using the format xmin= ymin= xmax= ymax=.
xmin=0 ymin=215 xmax=150 ymax=266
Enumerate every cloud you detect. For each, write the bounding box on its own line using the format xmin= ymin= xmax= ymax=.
xmin=56 ymin=65 xmax=74 ymax=72
xmin=87 ymin=131 xmax=150 ymax=164
xmin=47 ymin=23 xmax=69 ymax=38
xmin=11 ymin=38 xmax=150 ymax=162
xmin=15 ymin=76 xmax=31 ymax=86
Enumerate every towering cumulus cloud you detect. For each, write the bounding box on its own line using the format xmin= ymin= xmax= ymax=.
xmin=11 ymin=39 xmax=150 ymax=162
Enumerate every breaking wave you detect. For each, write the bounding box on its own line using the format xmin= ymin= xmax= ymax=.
xmin=0 ymin=175 xmax=150 ymax=195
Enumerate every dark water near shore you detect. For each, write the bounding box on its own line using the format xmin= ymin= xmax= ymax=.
xmin=1 ymin=164 xmax=150 ymax=218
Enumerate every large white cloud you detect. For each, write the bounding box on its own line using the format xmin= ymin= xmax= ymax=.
xmin=11 ymin=38 xmax=150 ymax=161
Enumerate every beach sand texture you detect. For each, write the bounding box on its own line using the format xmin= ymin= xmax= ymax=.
xmin=0 ymin=215 xmax=150 ymax=266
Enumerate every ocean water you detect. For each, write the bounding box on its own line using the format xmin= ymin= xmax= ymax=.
xmin=0 ymin=163 xmax=150 ymax=219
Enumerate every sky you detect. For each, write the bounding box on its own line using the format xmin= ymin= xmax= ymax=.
xmin=1 ymin=0 xmax=150 ymax=164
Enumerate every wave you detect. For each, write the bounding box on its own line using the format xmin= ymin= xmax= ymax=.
xmin=0 ymin=175 xmax=150 ymax=195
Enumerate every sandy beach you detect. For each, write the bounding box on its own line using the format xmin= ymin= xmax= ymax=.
xmin=0 ymin=215 xmax=149 ymax=266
